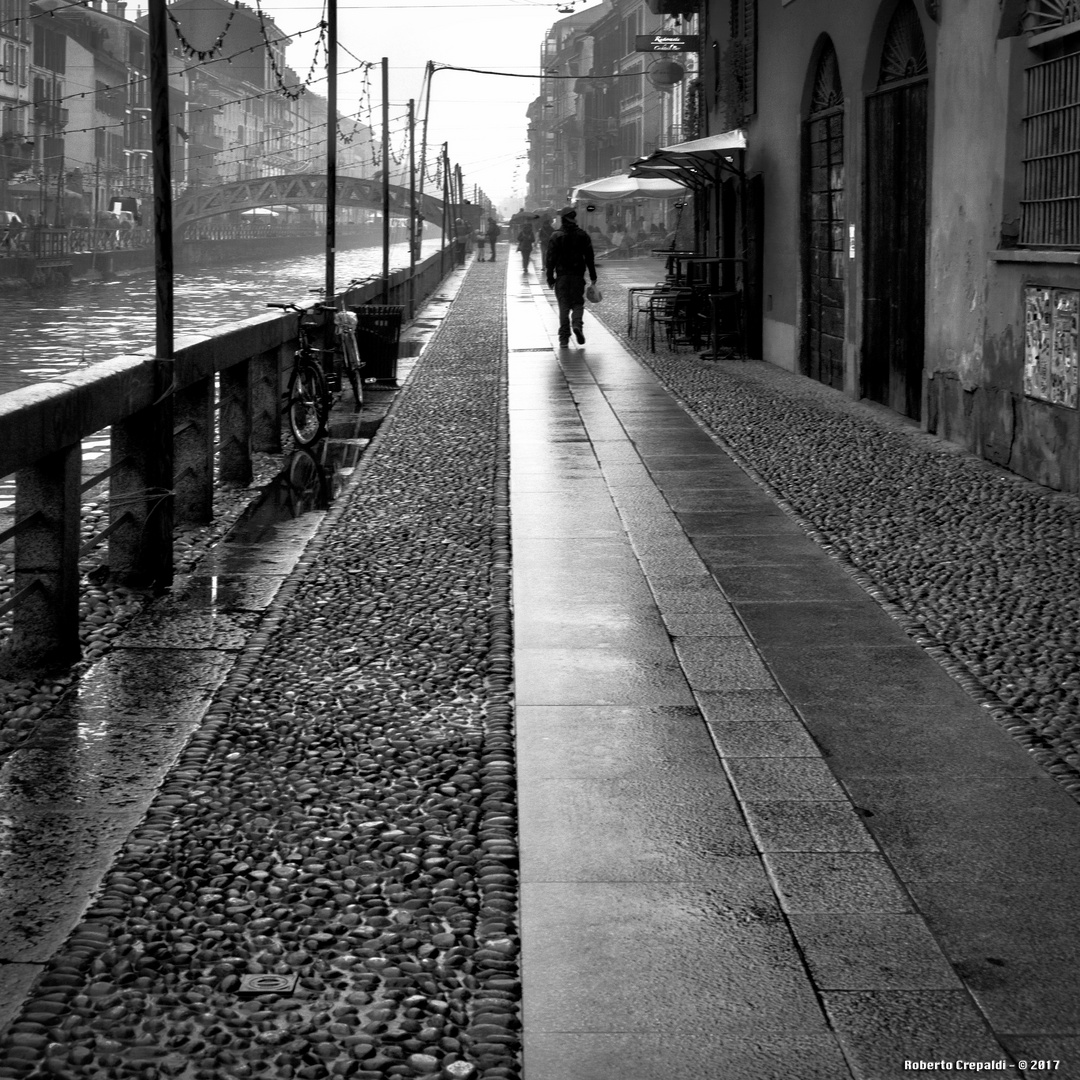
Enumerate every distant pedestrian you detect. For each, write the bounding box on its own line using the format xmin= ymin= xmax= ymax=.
xmin=537 ymin=216 xmax=553 ymax=270
xmin=517 ymin=222 xmax=535 ymax=273
xmin=485 ymin=218 xmax=500 ymax=260
xmin=545 ymin=206 xmax=597 ymax=348
xmin=475 ymin=223 xmax=487 ymax=262
xmin=453 ymin=217 xmax=471 ymax=266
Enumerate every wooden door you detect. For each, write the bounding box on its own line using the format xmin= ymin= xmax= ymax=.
xmin=863 ymin=0 xmax=928 ymax=420
xmin=802 ymin=42 xmax=845 ymax=390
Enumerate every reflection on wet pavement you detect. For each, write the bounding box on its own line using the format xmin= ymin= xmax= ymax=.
xmin=0 ymin=384 xmax=388 ymax=1010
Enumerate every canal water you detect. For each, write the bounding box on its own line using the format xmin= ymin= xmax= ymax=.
xmin=0 ymin=234 xmax=444 ymax=395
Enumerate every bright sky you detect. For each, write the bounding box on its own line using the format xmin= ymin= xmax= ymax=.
xmin=255 ymin=0 xmax=607 ymax=214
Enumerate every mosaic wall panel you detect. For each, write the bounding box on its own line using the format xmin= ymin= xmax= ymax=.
xmin=1025 ymin=285 xmax=1079 ymax=409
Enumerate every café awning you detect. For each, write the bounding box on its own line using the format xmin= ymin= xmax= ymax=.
xmin=571 ymin=173 xmax=688 ymax=201
xmin=630 ymin=128 xmax=747 ymax=189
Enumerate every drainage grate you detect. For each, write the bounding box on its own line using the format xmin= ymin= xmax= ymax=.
xmin=509 ymin=347 xmax=553 ymax=352
xmin=238 ymin=973 xmax=300 ymax=996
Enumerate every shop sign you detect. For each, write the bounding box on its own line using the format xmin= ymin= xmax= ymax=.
xmin=635 ymin=34 xmax=699 ymax=52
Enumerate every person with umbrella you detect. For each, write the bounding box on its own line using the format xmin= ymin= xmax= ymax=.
xmin=517 ymin=220 xmax=536 ymax=273
xmin=537 ymin=215 xmax=554 ymax=271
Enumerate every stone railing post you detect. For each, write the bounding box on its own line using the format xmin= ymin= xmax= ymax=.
xmin=108 ymin=360 xmax=175 ymax=589
xmin=173 ymin=373 xmax=214 ymax=525
xmin=218 ymin=359 xmax=252 ymax=487
xmin=251 ymin=345 xmax=284 ymax=454
xmin=10 ymin=442 xmax=82 ymax=670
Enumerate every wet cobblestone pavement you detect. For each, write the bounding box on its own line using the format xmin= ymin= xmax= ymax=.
xmin=589 ymin=267 xmax=1080 ymax=798
xmin=0 ymin=258 xmax=518 ymax=1079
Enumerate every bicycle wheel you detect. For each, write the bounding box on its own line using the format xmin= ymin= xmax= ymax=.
xmin=341 ymin=331 xmax=363 ymax=411
xmin=287 ymin=357 xmax=329 ymax=446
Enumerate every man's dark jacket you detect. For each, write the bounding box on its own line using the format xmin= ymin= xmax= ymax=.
xmin=545 ymin=221 xmax=597 ymax=290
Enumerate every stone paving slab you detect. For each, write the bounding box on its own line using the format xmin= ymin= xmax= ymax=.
xmin=509 ymin=259 xmax=1080 ymax=1078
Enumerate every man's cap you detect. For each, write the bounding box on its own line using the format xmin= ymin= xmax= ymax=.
xmin=559 ymin=206 xmax=577 ymax=220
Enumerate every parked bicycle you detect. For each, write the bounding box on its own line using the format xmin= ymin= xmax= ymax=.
xmin=266 ymin=293 xmax=365 ymax=447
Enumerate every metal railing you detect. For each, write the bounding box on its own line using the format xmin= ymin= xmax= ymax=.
xmin=0 ymin=244 xmax=454 ymax=672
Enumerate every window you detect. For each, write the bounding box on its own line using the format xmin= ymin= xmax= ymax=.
xmin=1021 ymin=2 xmax=1080 ymax=245
xmin=32 ymin=26 xmax=65 ymax=74
xmin=1022 ymin=46 xmax=1080 ymax=245
xmin=2 ymin=41 xmax=27 ymax=86
xmin=1025 ymin=0 xmax=1080 ymax=37
xmin=730 ymin=0 xmax=757 ymax=118
xmin=1 ymin=0 xmax=29 ymax=42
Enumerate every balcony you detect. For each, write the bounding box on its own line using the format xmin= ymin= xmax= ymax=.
xmin=32 ymin=103 xmax=69 ymax=131
xmin=191 ymin=131 xmax=224 ymax=152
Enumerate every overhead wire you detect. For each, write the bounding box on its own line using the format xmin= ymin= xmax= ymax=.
xmin=0 ymin=21 xmax=329 ymax=124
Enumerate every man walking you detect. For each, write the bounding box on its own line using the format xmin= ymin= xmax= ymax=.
xmin=485 ymin=217 xmax=500 ymax=260
xmin=545 ymin=207 xmax=597 ymax=348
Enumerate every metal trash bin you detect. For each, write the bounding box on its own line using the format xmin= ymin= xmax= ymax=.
xmin=352 ymin=304 xmax=404 ymax=384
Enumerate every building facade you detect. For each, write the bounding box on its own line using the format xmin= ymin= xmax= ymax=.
xmin=1 ymin=0 xmax=374 ymax=224
xmin=527 ymin=0 xmax=697 ymax=214
xmin=688 ymin=0 xmax=1080 ymax=493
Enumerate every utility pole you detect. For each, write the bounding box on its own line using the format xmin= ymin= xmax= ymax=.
xmin=148 ymin=0 xmax=173 ymax=359
xmin=55 ymin=148 xmax=64 ymax=228
xmin=418 ymin=61 xmax=434 ymax=209
xmin=381 ymin=56 xmax=389 ymax=304
xmin=440 ymin=142 xmax=449 ymax=255
xmin=325 ymin=0 xmax=337 ymax=309
xmin=408 ymin=97 xmax=416 ymax=317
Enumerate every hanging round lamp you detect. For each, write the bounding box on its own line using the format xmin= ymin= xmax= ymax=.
xmin=646 ymin=59 xmax=685 ymax=91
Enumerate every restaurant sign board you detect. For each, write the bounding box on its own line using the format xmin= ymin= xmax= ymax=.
xmin=636 ymin=34 xmax=700 ymax=52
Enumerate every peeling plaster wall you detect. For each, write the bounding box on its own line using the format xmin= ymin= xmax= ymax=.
xmin=925 ymin=0 xmax=1003 ymax=394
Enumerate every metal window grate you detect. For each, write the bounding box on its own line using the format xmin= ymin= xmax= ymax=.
xmin=1022 ymin=50 xmax=1080 ymax=246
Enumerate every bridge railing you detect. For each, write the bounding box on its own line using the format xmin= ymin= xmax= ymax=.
xmin=0 ymin=244 xmax=455 ymax=672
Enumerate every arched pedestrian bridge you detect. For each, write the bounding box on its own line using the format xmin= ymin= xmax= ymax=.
xmin=173 ymin=174 xmax=446 ymax=231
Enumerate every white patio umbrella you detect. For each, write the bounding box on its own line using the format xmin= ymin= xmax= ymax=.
xmin=571 ymin=173 xmax=688 ymax=201
xmin=241 ymin=207 xmax=279 ymax=216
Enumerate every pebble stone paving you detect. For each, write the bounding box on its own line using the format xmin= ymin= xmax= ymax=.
xmin=588 ymin=271 xmax=1080 ymax=797
xmin=0 ymin=257 xmax=519 ymax=1080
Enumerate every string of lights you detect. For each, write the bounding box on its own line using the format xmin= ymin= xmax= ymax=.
xmin=5 ymin=58 xmax=373 ymax=141
xmin=0 ymin=21 xmax=327 ymax=123
xmin=166 ymin=5 xmax=236 ymax=61
xmin=183 ymin=109 xmax=412 ymax=167
xmin=252 ymin=0 xmax=328 ymax=101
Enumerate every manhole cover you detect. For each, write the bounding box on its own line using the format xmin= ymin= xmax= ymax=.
xmin=238 ymin=973 xmax=299 ymax=996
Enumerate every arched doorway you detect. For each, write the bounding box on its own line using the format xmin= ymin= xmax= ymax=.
xmin=802 ymin=40 xmax=846 ymax=391
xmin=863 ymin=0 xmax=929 ymax=420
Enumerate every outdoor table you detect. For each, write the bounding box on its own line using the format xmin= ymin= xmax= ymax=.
xmin=651 ymin=249 xmax=696 ymax=278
